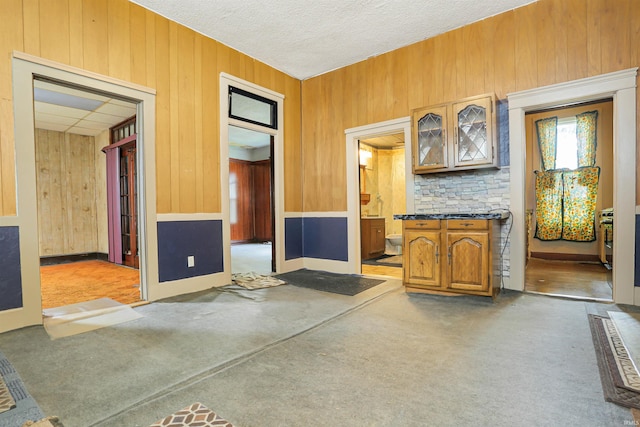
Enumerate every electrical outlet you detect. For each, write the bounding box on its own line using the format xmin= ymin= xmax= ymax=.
xmin=187 ymin=255 xmax=195 ymax=268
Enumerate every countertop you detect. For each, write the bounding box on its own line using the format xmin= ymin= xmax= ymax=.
xmin=394 ymin=211 xmax=510 ymax=220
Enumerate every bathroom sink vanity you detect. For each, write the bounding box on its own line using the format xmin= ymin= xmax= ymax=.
xmin=361 ymin=217 xmax=386 ymax=260
xmin=393 ymin=212 xmax=508 ymax=298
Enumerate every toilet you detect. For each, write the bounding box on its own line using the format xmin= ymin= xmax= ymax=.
xmin=385 ymin=234 xmax=403 ymax=255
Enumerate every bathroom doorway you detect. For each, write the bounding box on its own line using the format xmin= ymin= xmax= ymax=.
xmin=358 ymin=133 xmax=406 ymax=279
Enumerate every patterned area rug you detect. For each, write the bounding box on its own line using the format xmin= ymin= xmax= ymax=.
xmin=589 ymin=314 xmax=640 ymax=408
xmin=0 ymin=350 xmax=46 ymax=426
xmin=231 ymin=272 xmax=286 ymax=290
xmin=0 ymin=375 xmax=16 ymax=414
xmin=149 ymin=402 xmax=233 ymax=427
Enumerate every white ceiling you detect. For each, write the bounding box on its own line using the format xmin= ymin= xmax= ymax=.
xmin=34 ymin=80 xmax=137 ymax=137
xmin=130 ymin=0 xmax=536 ymax=80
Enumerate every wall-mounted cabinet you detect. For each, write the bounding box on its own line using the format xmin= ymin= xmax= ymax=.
xmin=412 ymin=94 xmax=498 ymax=174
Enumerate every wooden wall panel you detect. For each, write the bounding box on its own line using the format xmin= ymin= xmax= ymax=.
xmin=0 ymin=0 xmax=302 ymax=216
xmin=40 ymin=0 xmax=70 ymax=64
xmin=229 ymin=159 xmax=252 ymax=242
xmin=253 ymin=160 xmax=272 ymax=242
xmin=301 ymin=0 xmax=640 ymax=211
xmin=22 ymin=0 xmax=40 ymax=56
xmin=35 ymin=130 xmax=99 ymax=256
xmin=82 ymin=0 xmax=108 ymax=75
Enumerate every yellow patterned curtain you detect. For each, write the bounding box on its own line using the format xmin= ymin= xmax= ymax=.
xmin=535 ymin=116 xmax=558 ymax=171
xmin=576 ymin=111 xmax=598 ymax=167
xmin=534 ymin=170 xmax=564 ymax=241
xmin=562 ymin=167 xmax=600 ymax=242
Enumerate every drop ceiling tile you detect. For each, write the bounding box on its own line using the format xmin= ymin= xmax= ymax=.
xmin=35 ymin=80 xmax=110 ymax=102
xmin=67 ymin=126 xmax=102 ymax=136
xmin=34 ymin=101 xmax=89 ymax=119
xmin=35 ymin=121 xmax=71 ymax=133
xmin=73 ymin=119 xmax=112 ymax=130
xmin=83 ymin=111 xmax=125 ymax=126
xmin=95 ymin=102 xmax=137 ymax=118
xmin=35 ymin=112 xmax=80 ymax=126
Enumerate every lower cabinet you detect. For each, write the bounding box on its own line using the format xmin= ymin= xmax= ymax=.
xmin=403 ymin=218 xmax=501 ymax=298
xmin=361 ymin=218 xmax=386 ymax=260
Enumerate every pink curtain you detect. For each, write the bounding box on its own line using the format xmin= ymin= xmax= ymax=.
xmin=102 ymin=145 xmax=122 ymax=264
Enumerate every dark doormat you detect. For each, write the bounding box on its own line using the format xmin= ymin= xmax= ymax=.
xmin=275 ymin=269 xmax=385 ymax=296
xmin=589 ymin=314 xmax=640 ymax=409
xmin=362 ymin=254 xmax=402 ymax=267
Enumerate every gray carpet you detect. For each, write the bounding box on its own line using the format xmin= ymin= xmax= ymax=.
xmin=0 ymin=284 xmax=634 ymax=426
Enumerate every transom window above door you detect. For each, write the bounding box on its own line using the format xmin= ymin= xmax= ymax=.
xmin=228 ymin=86 xmax=277 ymax=129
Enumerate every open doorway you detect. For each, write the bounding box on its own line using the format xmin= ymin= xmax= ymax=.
xmin=345 ymin=117 xmax=413 ymax=276
xmin=228 ymin=125 xmax=274 ymax=276
xmin=358 ymin=133 xmax=405 ymax=279
xmin=32 ymin=78 xmax=142 ymax=309
xmin=523 ymin=99 xmax=613 ymax=302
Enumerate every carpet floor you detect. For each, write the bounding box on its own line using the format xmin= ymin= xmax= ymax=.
xmin=40 ymin=260 xmax=141 ymax=309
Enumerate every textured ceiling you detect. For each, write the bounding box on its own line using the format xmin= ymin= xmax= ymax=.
xmin=130 ymin=0 xmax=535 ymax=80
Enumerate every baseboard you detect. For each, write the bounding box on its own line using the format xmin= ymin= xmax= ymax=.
xmin=40 ymin=252 xmax=109 ymax=266
xmin=530 ymin=252 xmax=600 ymax=263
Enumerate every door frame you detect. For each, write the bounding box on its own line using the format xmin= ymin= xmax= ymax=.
xmin=507 ymin=68 xmax=637 ymax=304
xmin=344 ymin=117 xmax=414 ymax=274
xmin=3 ymin=52 xmax=158 ymax=332
xmin=219 ymin=73 xmax=284 ymax=278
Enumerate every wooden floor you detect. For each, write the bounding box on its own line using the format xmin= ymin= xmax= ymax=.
xmin=361 ymin=263 xmax=402 ymax=279
xmin=40 ymin=260 xmax=141 ymax=309
xmin=525 ymin=257 xmax=612 ymax=301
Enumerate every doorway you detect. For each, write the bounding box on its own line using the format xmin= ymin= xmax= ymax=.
xmin=358 ymin=133 xmax=406 ymax=279
xmin=345 ymin=117 xmax=414 ymax=275
xmin=523 ymin=99 xmax=613 ymax=301
xmin=219 ymin=73 xmax=285 ymax=281
xmin=228 ymin=125 xmax=275 ymax=276
xmin=507 ymin=68 xmax=637 ymax=304
xmin=6 ymin=52 xmax=159 ymax=332
xmin=32 ymin=78 xmax=142 ymax=309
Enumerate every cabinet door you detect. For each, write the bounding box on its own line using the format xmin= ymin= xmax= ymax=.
xmin=452 ymin=96 xmax=494 ymax=168
xmin=412 ymin=105 xmax=448 ymax=172
xmin=445 ymin=231 xmax=489 ymax=293
xmin=370 ymin=221 xmax=386 ymax=255
xmin=404 ymin=230 xmax=441 ymax=288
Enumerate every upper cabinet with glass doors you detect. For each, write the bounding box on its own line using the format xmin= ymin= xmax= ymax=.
xmin=412 ymin=94 xmax=498 ymax=174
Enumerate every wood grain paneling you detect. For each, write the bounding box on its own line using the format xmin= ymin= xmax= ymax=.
xmin=301 ymin=0 xmax=640 ymax=211
xmin=229 ymin=158 xmax=273 ymax=242
xmin=253 ymin=160 xmax=272 ymax=242
xmin=229 ymin=159 xmax=252 ymax=242
xmin=0 ymin=0 xmax=301 ymax=216
xmin=35 ymin=129 xmax=103 ymax=256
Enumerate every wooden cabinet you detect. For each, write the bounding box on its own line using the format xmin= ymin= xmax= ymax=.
xmin=402 ymin=218 xmax=501 ymax=298
xmin=361 ymin=218 xmax=386 ymax=260
xmin=412 ymin=94 xmax=498 ymax=174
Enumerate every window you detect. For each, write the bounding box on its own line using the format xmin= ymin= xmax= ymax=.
xmin=228 ymin=86 xmax=277 ymax=129
xmin=555 ymin=116 xmax=577 ymax=170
